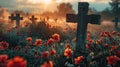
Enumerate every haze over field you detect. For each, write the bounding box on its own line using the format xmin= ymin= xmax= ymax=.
xmin=0 ymin=0 xmax=111 ymax=13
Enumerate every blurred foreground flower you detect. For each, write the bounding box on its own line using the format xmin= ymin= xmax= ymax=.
xmin=0 ymin=54 xmax=8 ymax=67
xmin=106 ymin=55 xmax=120 ymax=65
xmin=74 ymin=56 xmax=84 ymax=65
xmin=42 ymin=51 xmax=49 ymax=59
xmin=7 ymin=56 xmax=27 ymax=67
xmin=0 ymin=41 xmax=9 ymax=50
xmin=50 ymin=49 xmax=56 ymax=56
xmin=64 ymin=48 xmax=73 ymax=58
xmin=41 ymin=60 xmax=53 ymax=67
xmin=52 ymin=33 xmax=60 ymax=42
xmin=34 ymin=39 xmax=42 ymax=46
xmin=26 ymin=37 xmax=32 ymax=42
xmin=47 ymin=38 xmax=54 ymax=46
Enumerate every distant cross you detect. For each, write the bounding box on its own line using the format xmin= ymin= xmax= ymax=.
xmin=9 ymin=14 xmax=14 ymax=22
xmin=112 ymin=1 xmax=120 ymax=30
xmin=9 ymin=14 xmax=23 ymax=27
xmin=30 ymin=15 xmax=37 ymax=24
xmin=112 ymin=17 xmax=120 ymax=28
xmin=14 ymin=14 xmax=23 ymax=27
xmin=66 ymin=2 xmax=101 ymax=56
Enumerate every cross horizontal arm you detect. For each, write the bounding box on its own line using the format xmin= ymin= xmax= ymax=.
xmin=112 ymin=17 xmax=120 ymax=22
xmin=87 ymin=14 xmax=101 ymax=25
xmin=66 ymin=14 xmax=78 ymax=23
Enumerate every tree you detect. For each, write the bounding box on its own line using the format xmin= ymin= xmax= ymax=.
xmin=109 ymin=0 xmax=120 ymax=17
xmin=56 ymin=3 xmax=75 ymax=18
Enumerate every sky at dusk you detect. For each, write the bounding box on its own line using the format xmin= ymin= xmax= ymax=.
xmin=0 ymin=0 xmax=111 ymax=13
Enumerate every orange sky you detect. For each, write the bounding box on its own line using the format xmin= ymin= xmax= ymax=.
xmin=0 ymin=0 xmax=111 ymax=13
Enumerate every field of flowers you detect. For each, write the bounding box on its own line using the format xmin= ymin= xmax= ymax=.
xmin=0 ymin=22 xmax=120 ymax=67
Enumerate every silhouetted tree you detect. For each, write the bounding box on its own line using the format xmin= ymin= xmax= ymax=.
xmin=109 ymin=0 xmax=120 ymax=17
xmin=56 ymin=3 xmax=75 ymax=18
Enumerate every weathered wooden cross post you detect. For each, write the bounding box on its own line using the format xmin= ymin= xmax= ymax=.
xmin=9 ymin=13 xmax=23 ymax=27
xmin=9 ymin=14 xmax=14 ymax=22
xmin=66 ymin=2 xmax=101 ymax=56
xmin=30 ymin=15 xmax=37 ymax=24
xmin=14 ymin=14 xmax=23 ymax=27
xmin=112 ymin=1 xmax=120 ymax=31
xmin=112 ymin=17 xmax=120 ymax=28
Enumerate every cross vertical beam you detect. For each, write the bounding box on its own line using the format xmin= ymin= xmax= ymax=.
xmin=113 ymin=17 xmax=120 ymax=27
xmin=15 ymin=14 xmax=23 ymax=27
xmin=112 ymin=1 xmax=120 ymax=31
xmin=76 ymin=3 xmax=89 ymax=53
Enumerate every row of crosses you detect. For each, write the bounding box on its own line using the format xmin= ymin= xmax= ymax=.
xmin=9 ymin=15 xmax=50 ymax=27
xmin=9 ymin=14 xmax=38 ymax=27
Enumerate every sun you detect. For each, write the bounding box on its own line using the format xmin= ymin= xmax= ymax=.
xmin=28 ymin=0 xmax=51 ymax=4
xmin=44 ymin=0 xmax=51 ymax=3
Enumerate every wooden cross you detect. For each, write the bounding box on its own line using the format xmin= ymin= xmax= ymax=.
xmin=30 ymin=15 xmax=37 ymax=24
xmin=9 ymin=14 xmax=14 ymax=22
xmin=112 ymin=1 xmax=120 ymax=30
xmin=15 ymin=14 xmax=23 ymax=27
xmin=9 ymin=14 xmax=23 ymax=27
xmin=66 ymin=2 xmax=101 ymax=56
xmin=112 ymin=17 xmax=120 ymax=28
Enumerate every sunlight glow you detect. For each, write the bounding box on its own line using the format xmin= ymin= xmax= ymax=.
xmin=28 ymin=0 xmax=51 ymax=4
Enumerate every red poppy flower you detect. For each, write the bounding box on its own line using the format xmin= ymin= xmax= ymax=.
xmin=0 ymin=41 xmax=9 ymax=50
xmin=117 ymin=33 xmax=120 ymax=36
xmin=35 ymin=55 xmax=40 ymax=59
xmin=100 ymin=32 xmax=106 ymax=37
xmin=44 ymin=42 xmax=48 ymax=46
xmin=42 ymin=51 xmax=49 ymax=59
xmin=106 ymin=55 xmax=120 ymax=65
xmin=107 ymin=33 xmax=112 ymax=38
xmin=7 ymin=56 xmax=27 ymax=67
xmin=36 ymin=39 xmax=42 ymax=45
xmin=50 ymin=49 xmax=56 ymax=56
xmin=47 ymin=38 xmax=54 ymax=45
xmin=96 ymin=40 xmax=102 ymax=45
xmin=26 ymin=37 xmax=32 ymax=42
xmin=24 ymin=46 xmax=29 ymax=53
xmin=116 ymin=50 xmax=120 ymax=57
xmin=34 ymin=39 xmax=42 ymax=46
xmin=88 ymin=39 xmax=94 ymax=44
xmin=86 ymin=44 xmax=90 ymax=49
xmin=110 ymin=46 xmax=118 ymax=52
xmin=87 ymin=33 xmax=91 ymax=37
xmin=14 ymin=46 xmax=20 ymax=51
xmin=64 ymin=48 xmax=73 ymax=58
xmin=0 ymin=54 xmax=8 ymax=67
xmin=41 ymin=60 xmax=53 ymax=67
xmin=65 ymin=41 xmax=71 ymax=49
xmin=74 ymin=56 xmax=84 ymax=65
xmin=112 ymin=31 xmax=117 ymax=35
xmin=52 ymin=33 xmax=60 ymax=42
